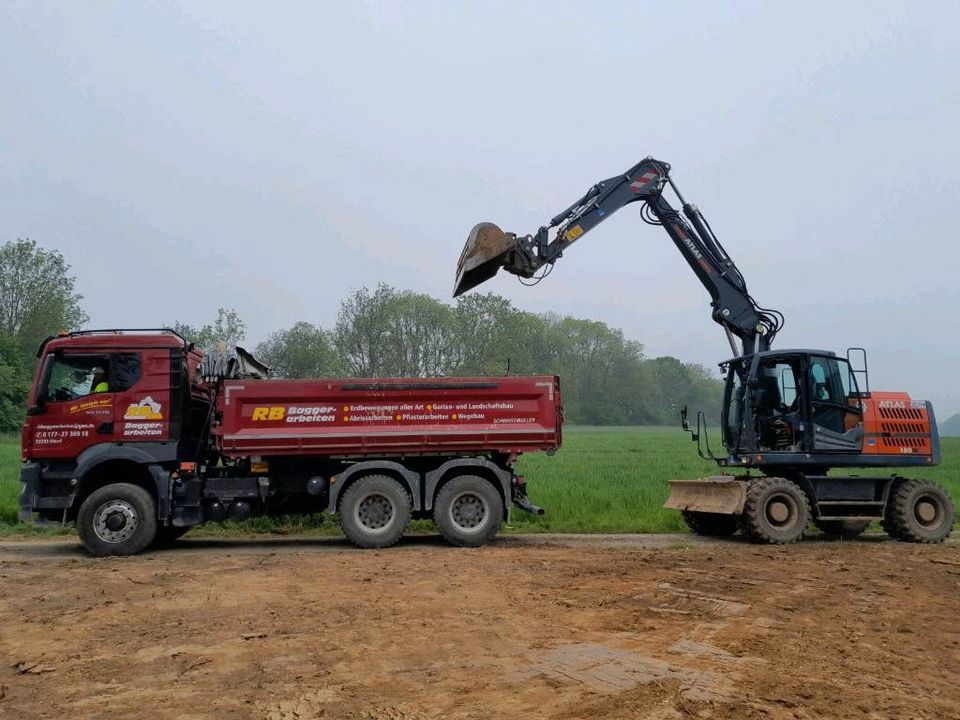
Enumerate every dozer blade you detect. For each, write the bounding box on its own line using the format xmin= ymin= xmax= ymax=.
xmin=664 ymin=477 xmax=747 ymax=515
xmin=453 ymin=222 xmax=520 ymax=297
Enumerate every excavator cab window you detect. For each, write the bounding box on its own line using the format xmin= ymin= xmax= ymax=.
xmin=807 ymin=355 xmax=864 ymax=451
xmin=723 ymin=366 xmax=745 ymax=451
xmin=753 ymin=358 xmax=804 ymax=452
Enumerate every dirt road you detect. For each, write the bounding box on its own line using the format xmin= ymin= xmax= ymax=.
xmin=1 ymin=534 xmax=958 ymax=719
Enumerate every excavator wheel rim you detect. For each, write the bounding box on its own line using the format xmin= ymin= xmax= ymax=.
xmin=766 ymin=497 xmax=794 ymax=526
xmin=915 ymin=498 xmax=939 ymax=526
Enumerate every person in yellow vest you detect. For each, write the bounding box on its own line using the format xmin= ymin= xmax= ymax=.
xmin=90 ymin=366 xmax=109 ymax=393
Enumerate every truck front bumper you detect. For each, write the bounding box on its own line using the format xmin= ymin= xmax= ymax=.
xmin=18 ymin=463 xmax=76 ymax=524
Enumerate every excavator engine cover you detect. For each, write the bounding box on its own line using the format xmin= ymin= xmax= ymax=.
xmin=454 ymin=222 xmax=521 ymax=297
xmin=664 ymin=477 xmax=747 ymax=515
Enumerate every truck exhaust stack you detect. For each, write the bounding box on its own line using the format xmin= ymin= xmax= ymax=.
xmin=453 ymin=222 xmax=520 ymax=297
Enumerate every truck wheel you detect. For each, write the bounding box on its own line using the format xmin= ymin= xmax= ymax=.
xmin=339 ymin=475 xmax=411 ymax=549
xmin=153 ymin=525 xmax=191 ymax=546
xmin=681 ymin=510 xmax=738 ymax=537
xmin=77 ymin=483 xmax=158 ymax=557
xmin=433 ymin=475 xmax=503 ymax=547
xmin=813 ymin=519 xmax=871 ymax=539
xmin=739 ymin=477 xmax=809 ymax=545
xmin=882 ymin=479 xmax=954 ymax=544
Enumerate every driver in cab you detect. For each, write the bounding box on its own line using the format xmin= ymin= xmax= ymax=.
xmin=89 ymin=366 xmax=108 ymax=394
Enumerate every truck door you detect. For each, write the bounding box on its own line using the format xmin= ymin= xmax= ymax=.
xmin=807 ymin=355 xmax=864 ymax=452
xmin=113 ymin=352 xmax=171 ymax=443
xmin=29 ymin=352 xmax=118 ymax=459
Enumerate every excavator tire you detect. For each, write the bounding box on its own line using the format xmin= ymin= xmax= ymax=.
xmin=882 ymin=479 xmax=954 ymax=544
xmin=738 ymin=476 xmax=809 ymax=544
xmin=681 ymin=510 xmax=738 ymax=538
xmin=813 ymin=519 xmax=871 ymax=539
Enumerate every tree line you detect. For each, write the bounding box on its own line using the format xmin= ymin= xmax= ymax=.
xmin=0 ymin=239 xmax=723 ymax=432
xmin=176 ymin=284 xmax=723 ymax=427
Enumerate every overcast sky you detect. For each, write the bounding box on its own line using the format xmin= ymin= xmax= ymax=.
xmin=2 ymin=1 xmax=958 ymax=416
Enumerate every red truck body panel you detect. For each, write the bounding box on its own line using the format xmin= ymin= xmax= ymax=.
xmin=214 ymin=376 xmax=562 ymax=458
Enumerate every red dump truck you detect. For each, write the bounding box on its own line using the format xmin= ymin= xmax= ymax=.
xmin=19 ymin=329 xmax=561 ymax=555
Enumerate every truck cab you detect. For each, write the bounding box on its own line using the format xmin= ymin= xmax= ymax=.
xmin=20 ymin=330 xmax=204 ymax=525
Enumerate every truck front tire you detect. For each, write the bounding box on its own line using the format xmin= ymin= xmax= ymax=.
xmin=77 ymin=483 xmax=158 ymax=557
xmin=339 ymin=475 xmax=411 ymax=549
xmin=433 ymin=475 xmax=503 ymax=547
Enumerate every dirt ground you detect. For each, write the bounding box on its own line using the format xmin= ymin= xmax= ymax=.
xmin=0 ymin=534 xmax=958 ymax=720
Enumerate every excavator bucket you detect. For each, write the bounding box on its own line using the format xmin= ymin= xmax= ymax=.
xmin=664 ymin=477 xmax=747 ymax=515
xmin=453 ymin=222 xmax=519 ymax=297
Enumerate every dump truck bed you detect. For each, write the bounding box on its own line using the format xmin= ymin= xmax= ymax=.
xmin=214 ymin=375 xmax=562 ymax=458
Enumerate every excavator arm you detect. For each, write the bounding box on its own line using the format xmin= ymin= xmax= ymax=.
xmin=453 ymin=157 xmax=782 ymax=356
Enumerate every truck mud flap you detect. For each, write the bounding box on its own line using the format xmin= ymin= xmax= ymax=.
xmin=664 ymin=477 xmax=747 ymax=515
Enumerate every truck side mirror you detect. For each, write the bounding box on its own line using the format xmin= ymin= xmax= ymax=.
xmin=681 ymin=405 xmax=689 ymax=432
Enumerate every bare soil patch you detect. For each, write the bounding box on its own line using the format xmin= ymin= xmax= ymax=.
xmin=1 ymin=536 xmax=958 ymax=719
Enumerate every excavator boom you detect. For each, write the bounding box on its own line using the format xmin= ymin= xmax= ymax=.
xmin=453 ymin=156 xmax=782 ymax=356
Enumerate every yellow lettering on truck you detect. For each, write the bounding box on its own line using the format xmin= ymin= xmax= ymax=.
xmin=252 ymin=407 xmax=286 ymax=421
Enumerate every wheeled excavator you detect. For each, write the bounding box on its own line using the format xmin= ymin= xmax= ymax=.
xmin=454 ymin=157 xmax=954 ymax=544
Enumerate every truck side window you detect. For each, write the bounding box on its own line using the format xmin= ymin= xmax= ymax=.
xmin=110 ymin=354 xmax=141 ymax=392
xmin=44 ymin=355 xmax=111 ymax=402
xmin=42 ymin=353 xmax=141 ymax=402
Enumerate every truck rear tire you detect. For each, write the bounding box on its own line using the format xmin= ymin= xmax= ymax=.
xmin=739 ymin=476 xmax=809 ymax=545
xmin=681 ymin=510 xmax=738 ymax=537
xmin=813 ymin=519 xmax=870 ymax=539
xmin=882 ymin=479 xmax=954 ymax=544
xmin=433 ymin=475 xmax=503 ymax=547
xmin=339 ymin=475 xmax=411 ymax=549
xmin=77 ymin=483 xmax=158 ymax=557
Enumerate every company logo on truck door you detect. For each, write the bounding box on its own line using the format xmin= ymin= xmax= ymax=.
xmin=123 ymin=396 xmax=163 ymax=420
xmin=251 ymin=405 xmax=336 ymax=423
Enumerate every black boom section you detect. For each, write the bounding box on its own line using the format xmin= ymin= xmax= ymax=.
xmin=486 ymin=157 xmax=782 ymax=356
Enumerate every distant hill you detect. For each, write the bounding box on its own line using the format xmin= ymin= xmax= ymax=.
xmin=941 ymin=413 xmax=960 ymax=437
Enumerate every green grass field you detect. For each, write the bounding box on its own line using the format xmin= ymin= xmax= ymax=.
xmin=1 ymin=428 xmax=957 ymax=536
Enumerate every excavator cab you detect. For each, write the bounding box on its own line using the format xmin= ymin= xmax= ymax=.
xmin=719 ymin=350 xmax=866 ymax=465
